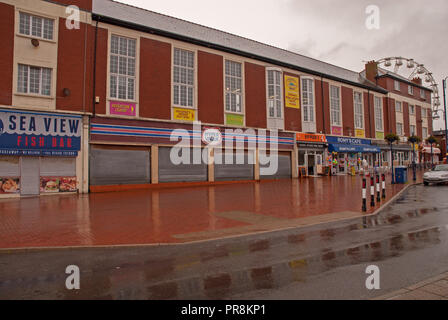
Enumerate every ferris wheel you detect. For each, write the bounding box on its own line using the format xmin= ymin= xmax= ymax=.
xmin=375 ymin=57 xmax=441 ymax=119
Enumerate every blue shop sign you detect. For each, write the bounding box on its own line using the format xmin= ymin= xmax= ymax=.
xmin=0 ymin=109 xmax=81 ymax=157
xmin=326 ymin=136 xmax=372 ymax=145
xmin=326 ymin=136 xmax=380 ymax=153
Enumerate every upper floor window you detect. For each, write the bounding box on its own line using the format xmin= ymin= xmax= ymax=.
xmin=421 ymin=107 xmax=426 ymax=118
xmin=266 ymin=69 xmax=282 ymax=118
xmin=394 ymin=80 xmax=400 ymax=91
xmin=410 ymin=125 xmax=416 ymax=136
xmin=396 ymin=123 xmax=403 ymax=136
xmin=110 ymin=35 xmax=136 ymax=101
xmin=374 ymin=96 xmax=383 ymax=131
xmin=353 ymin=91 xmax=363 ymax=129
xmin=409 ymin=104 xmax=415 ymax=115
xmin=422 ymin=127 xmax=428 ymax=138
xmin=420 ymin=89 xmax=425 ymax=99
xmin=225 ymin=60 xmax=243 ymax=113
xmin=173 ymin=48 xmax=194 ymax=107
xmin=395 ymin=101 xmax=402 ymax=112
xmin=408 ymin=85 xmax=414 ymax=95
xmin=19 ymin=12 xmax=54 ymax=40
xmin=17 ymin=64 xmax=51 ymax=96
xmin=301 ymin=78 xmax=314 ymax=122
xmin=330 ymin=85 xmax=341 ymax=126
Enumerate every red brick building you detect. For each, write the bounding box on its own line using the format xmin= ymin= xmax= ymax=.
xmin=0 ymin=0 xmax=434 ymax=196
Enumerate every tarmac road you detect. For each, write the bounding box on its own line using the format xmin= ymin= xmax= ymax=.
xmin=1 ymin=183 xmax=448 ymax=300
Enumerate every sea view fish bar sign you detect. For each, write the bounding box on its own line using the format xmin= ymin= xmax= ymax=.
xmin=0 ymin=109 xmax=81 ymax=156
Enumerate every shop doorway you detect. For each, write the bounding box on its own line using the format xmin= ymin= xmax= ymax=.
xmin=20 ymin=157 xmax=40 ymax=196
xmin=307 ymin=154 xmax=316 ymax=176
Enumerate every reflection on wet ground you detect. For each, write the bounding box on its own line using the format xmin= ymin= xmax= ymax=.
xmin=1 ymin=184 xmax=447 ymax=299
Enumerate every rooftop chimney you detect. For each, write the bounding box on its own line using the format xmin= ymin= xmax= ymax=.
xmin=365 ymin=60 xmax=378 ymax=83
xmin=411 ymin=77 xmax=422 ymax=86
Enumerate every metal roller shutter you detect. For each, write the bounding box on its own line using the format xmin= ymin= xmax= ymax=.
xmin=260 ymin=151 xmax=291 ymax=179
xmin=158 ymin=147 xmax=208 ymax=182
xmin=20 ymin=157 xmax=40 ymax=195
xmin=90 ymin=146 xmax=151 ymax=186
xmin=40 ymin=158 xmax=76 ymax=177
xmin=0 ymin=157 xmax=20 ymax=176
xmin=214 ymin=150 xmax=254 ymax=181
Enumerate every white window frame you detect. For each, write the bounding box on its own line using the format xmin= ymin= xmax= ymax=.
xmin=109 ymin=34 xmax=137 ymax=102
xmin=396 ymin=123 xmax=403 ymax=136
xmin=422 ymin=127 xmax=428 ymax=139
xmin=408 ymin=85 xmax=414 ymax=95
xmin=374 ymin=96 xmax=383 ymax=132
xmin=18 ymin=11 xmax=54 ymax=41
xmin=329 ymin=85 xmax=341 ymax=127
xmin=410 ymin=125 xmax=416 ymax=136
xmin=301 ymin=77 xmax=315 ymax=123
xmin=172 ymin=47 xmax=196 ymax=109
xmin=420 ymin=89 xmax=425 ymax=99
xmin=394 ymin=80 xmax=400 ymax=91
xmin=224 ymin=60 xmax=244 ymax=114
xmin=409 ymin=104 xmax=415 ymax=115
xmin=353 ymin=91 xmax=364 ymax=129
xmin=17 ymin=64 xmax=52 ymax=96
xmin=395 ymin=101 xmax=402 ymax=113
xmin=266 ymin=68 xmax=283 ymax=119
xmin=421 ymin=107 xmax=426 ymax=118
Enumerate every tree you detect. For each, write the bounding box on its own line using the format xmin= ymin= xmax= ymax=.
xmin=385 ymin=133 xmax=400 ymax=183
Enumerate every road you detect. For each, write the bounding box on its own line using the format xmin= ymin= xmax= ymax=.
xmin=1 ymin=183 xmax=447 ymax=299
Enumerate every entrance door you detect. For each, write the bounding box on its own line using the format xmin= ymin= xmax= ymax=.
xmin=307 ymin=154 xmax=315 ymax=176
xmin=20 ymin=157 xmax=40 ymax=196
xmin=398 ymin=152 xmax=404 ymax=166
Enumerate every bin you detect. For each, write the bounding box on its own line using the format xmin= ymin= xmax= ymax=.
xmin=395 ymin=166 xmax=408 ymax=184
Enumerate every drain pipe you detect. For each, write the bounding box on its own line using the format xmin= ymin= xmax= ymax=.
xmin=92 ymin=19 xmax=99 ymax=116
xmin=321 ymin=75 xmax=325 ymax=134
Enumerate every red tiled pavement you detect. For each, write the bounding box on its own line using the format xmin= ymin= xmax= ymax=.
xmin=0 ymin=171 xmax=422 ymax=249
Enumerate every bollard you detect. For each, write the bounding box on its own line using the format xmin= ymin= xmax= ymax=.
xmin=376 ymin=174 xmax=380 ymax=203
xmin=370 ymin=175 xmax=375 ymax=208
xmin=362 ymin=176 xmax=367 ymax=212
xmin=381 ymin=173 xmax=386 ymax=199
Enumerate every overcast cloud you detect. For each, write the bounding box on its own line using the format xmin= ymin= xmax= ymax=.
xmin=121 ymin=0 xmax=448 ymax=130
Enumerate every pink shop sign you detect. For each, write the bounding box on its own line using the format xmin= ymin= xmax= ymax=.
xmin=109 ymin=101 xmax=137 ymax=116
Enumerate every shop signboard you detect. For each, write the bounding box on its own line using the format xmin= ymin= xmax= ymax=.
xmin=0 ymin=178 xmax=20 ymax=194
xmin=375 ymin=131 xmax=385 ymax=140
xmin=226 ymin=113 xmax=244 ymax=126
xmin=331 ymin=126 xmax=342 ymax=136
xmin=0 ymin=109 xmax=81 ymax=156
xmin=173 ymin=107 xmax=195 ymax=121
xmin=284 ymin=75 xmax=300 ymax=109
xmin=355 ymin=129 xmax=365 ymax=138
xmin=109 ymin=101 xmax=137 ymax=116
xmin=296 ymin=132 xmax=326 ymax=143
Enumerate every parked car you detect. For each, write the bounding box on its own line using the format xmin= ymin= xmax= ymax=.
xmin=423 ymin=164 xmax=448 ymax=185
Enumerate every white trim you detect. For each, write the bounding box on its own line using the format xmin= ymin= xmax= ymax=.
xmin=265 ymin=67 xmax=284 ymax=130
xmin=223 ymin=59 xmax=245 ymax=126
xmin=329 ymin=84 xmax=342 ymax=128
xmin=300 ymin=76 xmax=316 ymax=132
xmin=353 ymin=90 xmax=364 ymax=130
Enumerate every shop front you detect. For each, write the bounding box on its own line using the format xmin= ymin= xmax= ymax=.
xmin=374 ymin=142 xmax=413 ymax=167
xmin=326 ymin=136 xmax=380 ymax=174
xmin=0 ymin=109 xmax=84 ymax=197
xmin=296 ymin=133 xmax=328 ymax=176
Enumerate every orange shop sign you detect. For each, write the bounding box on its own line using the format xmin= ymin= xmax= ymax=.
xmin=296 ymin=133 xmax=327 ymax=143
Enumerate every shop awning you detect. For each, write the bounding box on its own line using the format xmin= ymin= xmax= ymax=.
xmin=328 ymin=143 xmax=381 ymax=153
xmin=422 ymin=147 xmax=441 ymax=154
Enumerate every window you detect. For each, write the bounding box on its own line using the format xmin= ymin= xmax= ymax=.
xmin=225 ymin=60 xmax=243 ymax=113
xmin=110 ymin=35 xmax=136 ymax=101
xmin=301 ymin=78 xmax=314 ymax=122
xmin=408 ymin=85 xmax=414 ymax=95
xmin=330 ymin=85 xmax=341 ymax=126
xmin=395 ymin=101 xmax=402 ymax=112
xmin=421 ymin=107 xmax=426 ymax=118
xmin=410 ymin=125 xmax=416 ymax=135
xmin=420 ymin=89 xmax=425 ymax=99
xmin=396 ymin=123 xmax=403 ymax=136
xmin=266 ymin=69 xmax=282 ymax=118
xmin=409 ymin=104 xmax=415 ymax=115
xmin=173 ymin=48 xmax=194 ymax=107
xmin=374 ymin=96 xmax=383 ymax=131
xmin=17 ymin=64 xmax=51 ymax=96
xmin=19 ymin=12 xmax=54 ymax=40
xmin=354 ymin=91 xmax=363 ymax=129
xmin=422 ymin=127 xmax=428 ymax=138
xmin=394 ymin=80 xmax=400 ymax=91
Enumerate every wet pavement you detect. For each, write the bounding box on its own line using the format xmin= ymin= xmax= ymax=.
xmin=0 ymin=171 xmax=419 ymax=248
xmin=1 ymin=176 xmax=447 ymax=299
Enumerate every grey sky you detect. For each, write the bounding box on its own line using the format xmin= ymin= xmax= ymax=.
xmin=120 ymin=0 xmax=448 ymax=130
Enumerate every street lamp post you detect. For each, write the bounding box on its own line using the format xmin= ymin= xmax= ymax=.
xmin=443 ymin=77 xmax=448 ymax=163
xmin=412 ymin=142 xmax=416 ymax=181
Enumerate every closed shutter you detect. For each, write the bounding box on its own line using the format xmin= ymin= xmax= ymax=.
xmin=214 ymin=150 xmax=254 ymax=181
xmin=20 ymin=157 xmax=40 ymax=195
xmin=260 ymin=151 xmax=291 ymax=179
xmin=90 ymin=146 xmax=151 ymax=186
xmin=40 ymin=158 xmax=76 ymax=176
xmin=0 ymin=157 xmax=20 ymax=176
xmin=158 ymin=147 xmax=208 ymax=182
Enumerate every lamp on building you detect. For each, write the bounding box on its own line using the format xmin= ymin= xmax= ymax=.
xmin=62 ymin=88 xmax=71 ymax=97
xmin=31 ymin=38 xmax=39 ymax=47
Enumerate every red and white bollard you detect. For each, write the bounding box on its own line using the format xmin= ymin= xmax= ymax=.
xmin=376 ymin=174 xmax=381 ymax=203
xmin=381 ymin=173 xmax=386 ymax=199
xmin=362 ymin=176 xmax=367 ymax=212
xmin=370 ymin=175 xmax=375 ymax=208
